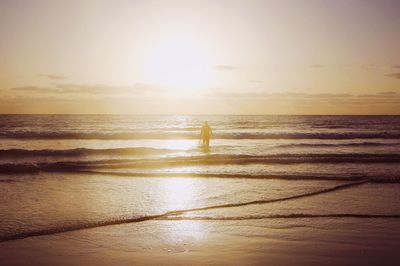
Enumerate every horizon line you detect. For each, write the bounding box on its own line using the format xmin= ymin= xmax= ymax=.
xmin=1 ymin=113 xmax=400 ymax=116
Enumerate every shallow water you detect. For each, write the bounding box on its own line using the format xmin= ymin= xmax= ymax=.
xmin=1 ymin=115 xmax=400 ymax=181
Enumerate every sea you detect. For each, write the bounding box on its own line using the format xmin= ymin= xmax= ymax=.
xmin=1 ymin=115 xmax=400 ymax=247
xmin=1 ymin=115 xmax=400 ymax=180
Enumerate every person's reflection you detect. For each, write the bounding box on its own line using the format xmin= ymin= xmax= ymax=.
xmin=200 ymin=121 xmax=212 ymax=148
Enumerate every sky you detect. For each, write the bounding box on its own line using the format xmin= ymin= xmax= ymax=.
xmin=0 ymin=0 xmax=400 ymax=114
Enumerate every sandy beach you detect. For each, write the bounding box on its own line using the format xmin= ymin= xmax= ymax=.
xmin=1 ymin=218 xmax=399 ymax=266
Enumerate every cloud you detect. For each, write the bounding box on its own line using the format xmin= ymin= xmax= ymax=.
xmin=301 ymin=93 xmax=351 ymax=98
xmin=8 ymin=83 xmax=162 ymax=96
xmin=214 ymin=92 xmax=351 ymax=99
xmin=214 ymin=65 xmax=240 ymax=71
xmin=385 ymin=73 xmax=400 ymax=79
xmin=11 ymin=86 xmax=37 ymax=91
xmin=55 ymin=83 xmax=162 ymax=94
xmin=378 ymin=91 xmax=397 ymax=96
xmin=211 ymin=91 xmax=400 ymax=106
xmin=393 ymin=65 xmax=400 ymax=68
xmin=55 ymin=84 xmax=131 ymax=94
xmin=10 ymin=86 xmax=59 ymax=93
xmin=38 ymin=74 xmax=67 ymax=80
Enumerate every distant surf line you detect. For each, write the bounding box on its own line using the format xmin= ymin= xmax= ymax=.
xmin=1 ymin=131 xmax=400 ymax=140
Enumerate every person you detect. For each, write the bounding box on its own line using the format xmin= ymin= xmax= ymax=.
xmin=200 ymin=121 xmax=212 ymax=148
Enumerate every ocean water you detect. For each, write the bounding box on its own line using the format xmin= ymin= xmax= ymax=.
xmin=1 ymin=115 xmax=400 ymax=180
xmin=1 ymin=115 xmax=400 ymax=244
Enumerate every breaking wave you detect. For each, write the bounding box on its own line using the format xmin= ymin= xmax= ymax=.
xmin=0 ymin=147 xmax=175 ymax=157
xmin=1 ymin=153 xmax=400 ymax=174
xmin=276 ymin=142 xmax=398 ymax=148
xmin=1 ymin=163 xmax=400 ymax=183
xmin=0 ymin=153 xmax=400 ymax=172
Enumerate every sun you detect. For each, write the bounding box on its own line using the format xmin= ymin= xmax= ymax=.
xmin=141 ymin=37 xmax=211 ymax=93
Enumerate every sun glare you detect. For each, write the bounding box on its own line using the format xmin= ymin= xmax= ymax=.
xmin=141 ymin=37 xmax=211 ymax=93
xmin=160 ymin=178 xmax=206 ymax=240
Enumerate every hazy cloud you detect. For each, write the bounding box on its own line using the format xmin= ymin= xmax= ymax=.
xmin=378 ymin=91 xmax=397 ymax=96
xmin=38 ymin=74 xmax=67 ymax=80
xmin=56 ymin=83 xmax=162 ymax=94
xmin=8 ymin=83 xmax=162 ymax=96
xmin=212 ymin=91 xmax=400 ymax=105
xmin=216 ymin=92 xmax=351 ymax=99
xmin=10 ymin=86 xmax=59 ymax=93
xmin=357 ymin=93 xmax=396 ymax=98
xmin=213 ymin=92 xmax=341 ymax=99
xmin=214 ymin=65 xmax=240 ymax=71
xmin=55 ymin=84 xmax=131 ymax=94
xmin=11 ymin=86 xmax=37 ymax=91
xmin=385 ymin=73 xmax=400 ymax=79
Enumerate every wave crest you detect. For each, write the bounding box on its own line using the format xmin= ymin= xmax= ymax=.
xmin=0 ymin=147 xmax=174 ymax=157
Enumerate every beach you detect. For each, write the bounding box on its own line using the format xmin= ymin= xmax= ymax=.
xmin=1 ymin=115 xmax=400 ymax=265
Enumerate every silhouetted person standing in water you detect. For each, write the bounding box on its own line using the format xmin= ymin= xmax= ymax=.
xmin=200 ymin=121 xmax=212 ymax=148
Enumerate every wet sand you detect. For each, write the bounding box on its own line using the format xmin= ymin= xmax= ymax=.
xmin=1 ymin=218 xmax=400 ymax=266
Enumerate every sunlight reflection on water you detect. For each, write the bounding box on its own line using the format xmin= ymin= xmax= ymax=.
xmin=160 ymin=178 xmax=207 ymax=241
xmin=161 ymin=178 xmax=200 ymax=210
